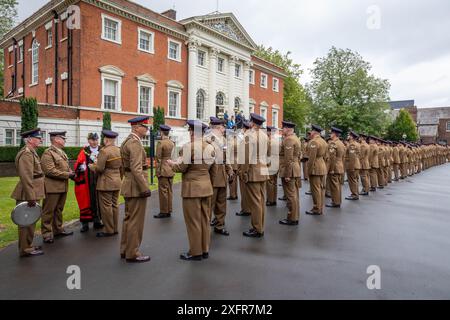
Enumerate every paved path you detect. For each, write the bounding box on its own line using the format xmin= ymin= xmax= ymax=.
xmin=1 ymin=164 xmax=450 ymax=300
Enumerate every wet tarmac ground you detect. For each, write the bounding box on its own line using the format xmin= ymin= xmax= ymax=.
xmin=1 ymin=164 xmax=450 ymax=300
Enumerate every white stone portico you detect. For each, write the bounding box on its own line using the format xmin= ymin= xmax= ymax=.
xmin=180 ymin=13 xmax=257 ymax=122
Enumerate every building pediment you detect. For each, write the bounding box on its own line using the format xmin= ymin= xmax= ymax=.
xmin=99 ymin=65 xmax=125 ymax=77
xmin=181 ymin=13 xmax=257 ymax=51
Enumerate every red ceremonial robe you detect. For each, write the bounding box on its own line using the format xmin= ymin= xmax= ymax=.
xmin=74 ymin=148 xmax=93 ymax=222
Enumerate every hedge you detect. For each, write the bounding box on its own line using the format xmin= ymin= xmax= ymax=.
xmin=0 ymin=146 xmax=83 ymax=162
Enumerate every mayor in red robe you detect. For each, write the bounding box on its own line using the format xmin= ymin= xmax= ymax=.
xmin=74 ymin=133 xmax=104 ymax=232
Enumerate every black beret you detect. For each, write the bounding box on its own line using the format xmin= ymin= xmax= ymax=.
xmin=102 ymin=130 xmax=118 ymax=139
xmin=282 ymin=121 xmax=296 ymax=129
xmin=331 ymin=127 xmax=343 ymax=134
xmin=311 ymin=124 xmax=323 ymax=133
xmin=21 ymin=128 xmax=42 ymax=139
xmin=159 ymin=125 xmax=171 ymax=132
xmin=250 ymin=113 xmax=266 ymax=126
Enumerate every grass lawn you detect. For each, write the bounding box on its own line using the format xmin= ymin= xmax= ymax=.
xmin=0 ymin=173 xmax=181 ymax=249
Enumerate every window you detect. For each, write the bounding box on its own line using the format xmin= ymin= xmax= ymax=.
xmin=261 ymin=73 xmax=268 ymax=88
xmin=235 ymin=64 xmax=241 ymax=78
xmin=47 ymin=29 xmax=53 ymax=48
xmin=447 ymin=121 xmax=450 ymax=131
xmin=103 ymin=78 xmax=119 ymax=110
xmin=249 ymin=102 xmax=255 ymax=114
xmin=249 ymin=70 xmax=255 ymax=84
xmin=138 ymin=28 xmax=154 ymax=53
xmin=216 ymin=92 xmax=225 ymax=117
xmin=273 ymin=78 xmax=279 ymax=92
xmin=198 ymin=50 xmax=206 ymax=66
xmin=141 ymin=135 xmax=150 ymax=147
xmin=217 ymin=57 xmax=224 ymax=73
xmin=168 ymin=90 xmax=180 ymax=117
xmin=234 ymin=97 xmax=241 ymax=113
xmin=31 ymin=39 xmax=39 ymax=85
xmin=272 ymin=110 xmax=279 ymax=127
xmin=196 ymin=90 xmax=205 ymax=120
xmin=260 ymin=104 xmax=267 ymax=120
xmin=102 ymin=14 xmax=121 ymax=44
xmin=40 ymin=130 xmax=48 ymax=146
xmin=18 ymin=44 xmax=24 ymax=62
xmin=5 ymin=129 xmax=14 ymax=146
xmin=138 ymin=84 xmax=153 ymax=114
xmin=168 ymin=39 xmax=181 ymax=61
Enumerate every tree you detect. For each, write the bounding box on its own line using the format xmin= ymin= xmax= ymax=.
xmin=101 ymin=112 xmax=111 ymax=145
xmin=0 ymin=0 xmax=18 ymax=98
xmin=20 ymin=97 xmax=38 ymax=147
xmin=152 ymin=106 xmax=165 ymax=134
xmin=308 ymin=47 xmax=391 ymax=136
xmin=254 ymin=45 xmax=312 ymax=131
xmin=386 ymin=109 xmax=419 ymax=142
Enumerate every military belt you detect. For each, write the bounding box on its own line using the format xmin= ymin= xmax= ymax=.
xmin=124 ymin=166 xmax=148 ymax=172
xmin=33 ymin=174 xmax=44 ymax=179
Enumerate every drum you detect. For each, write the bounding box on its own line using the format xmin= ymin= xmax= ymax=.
xmin=11 ymin=202 xmax=42 ymax=227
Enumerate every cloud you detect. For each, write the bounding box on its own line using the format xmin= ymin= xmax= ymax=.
xmin=17 ymin=0 xmax=450 ymax=107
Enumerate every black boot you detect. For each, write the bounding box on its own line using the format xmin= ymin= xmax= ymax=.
xmin=80 ymin=222 xmax=89 ymax=233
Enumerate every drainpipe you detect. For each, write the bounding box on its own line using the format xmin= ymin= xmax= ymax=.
xmin=68 ymin=24 xmax=73 ymax=106
xmin=53 ymin=10 xmax=59 ymax=104
xmin=22 ymin=36 xmax=25 ymax=97
xmin=11 ymin=38 xmax=18 ymax=95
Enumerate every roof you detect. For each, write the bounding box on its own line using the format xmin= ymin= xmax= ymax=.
xmin=389 ymin=100 xmax=415 ymax=110
xmin=180 ymin=12 xmax=257 ymax=50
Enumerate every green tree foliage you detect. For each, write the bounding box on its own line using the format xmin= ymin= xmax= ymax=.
xmin=0 ymin=0 xmax=18 ymax=98
xmin=308 ymin=47 xmax=391 ymax=136
xmin=386 ymin=109 xmax=419 ymax=142
xmin=19 ymin=97 xmax=38 ymax=147
xmin=254 ymin=45 xmax=311 ymax=131
xmin=101 ymin=112 xmax=112 ymax=145
xmin=152 ymin=106 xmax=165 ymax=134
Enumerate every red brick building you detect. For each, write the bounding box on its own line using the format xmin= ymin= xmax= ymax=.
xmin=0 ymin=0 xmax=286 ymax=146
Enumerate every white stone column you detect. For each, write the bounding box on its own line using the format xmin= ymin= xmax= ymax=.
xmin=243 ymin=61 xmax=251 ymax=118
xmin=187 ymin=40 xmax=199 ymax=120
xmin=209 ymin=47 xmax=219 ymax=118
xmin=228 ymin=56 xmax=238 ymax=116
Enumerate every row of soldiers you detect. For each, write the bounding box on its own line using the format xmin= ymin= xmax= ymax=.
xmin=11 ymin=114 xmax=449 ymax=262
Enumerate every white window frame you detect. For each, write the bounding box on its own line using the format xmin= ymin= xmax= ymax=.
xmin=30 ymin=39 xmax=40 ymax=86
xmin=137 ymin=81 xmax=155 ymax=115
xmin=40 ymin=130 xmax=48 ymax=146
xmin=167 ymin=88 xmax=182 ymax=118
xmin=137 ymin=27 xmax=155 ymax=54
xmin=249 ymin=69 xmax=255 ymax=84
xmin=197 ymin=50 xmax=206 ymax=67
xmin=46 ymin=29 xmax=53 ymax=49
xmin=217 ymin=57 xmax=225 ymax=73
xmin=260 ymin=73 xmax=268 ymax=89
xmin=447 ymin=121 xmax=450 ymax=132
xmin=167 ymin=38 xmax=182 ymax=62
xmin=273 ymin=77 xmax=279 ymax=92
xmin=18 ymin=43 xmax=24 ymax=63
xmin=101 ymin=14 xmax=122 ymax=45
xmin=101 ymin=74 xmax=122 ymax=111
xmin=260 ymin=105 xmax=267 ymax=120
xmin=235 ymin=63 xmax=242 ymax=79
xmin=272 ymin=109 xmax=279 ymax=128
xmin=4 ymin=128 xmax=16 ymax=146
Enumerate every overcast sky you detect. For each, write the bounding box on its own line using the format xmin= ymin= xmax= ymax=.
xmin=17 ymin=0 xmax=450 ymax=108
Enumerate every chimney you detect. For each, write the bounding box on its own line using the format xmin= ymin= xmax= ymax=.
xmin=161 ymin=9 xmax=177 ymax=20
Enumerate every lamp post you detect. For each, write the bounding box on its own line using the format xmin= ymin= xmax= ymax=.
xmin=402 ymin=134 xmax=407 ymax=142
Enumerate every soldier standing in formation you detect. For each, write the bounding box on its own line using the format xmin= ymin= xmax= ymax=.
xmin=392 ymin=141 xmax=401 ymax=181
xmin=241 ymin=114 xmax=269 ymax=237
xmin=345 ymin=132 xmax=361 ymax=201
xmin=88 ymin=130 xmax=123 ymax=237
xmin=154 ymin=125 xmax=175 ymax=219
xmin=358 ymin=134 xmax=371 ymax=196
xmin=120 ymin=116 xmax=151 ymax=263
xmin=11 ymin=129 xmax=45 ymax=257
xmin=325 ymin=127 xmax=345 ymax=208
xmin=41 ymin=131 xmax=75 ymax=244
xmin=227 ymin=129 xmax=239 ymax=201
xmin=207 ymin=117 xmax=234 ymax=236
xmin=368 ymin=136 xmax=379 ymax=192
xmin=265 ymin=126 xmax=279 ymax=207
xmin=167 ymin=120 xmax=215 ymax=261
xmin=305 ymin=125 xmax=328 ymax=216
xmin=236 ymin=121 xmax=252 ymax=217
xmin=279 ymin=121 xmax=302 ymax=225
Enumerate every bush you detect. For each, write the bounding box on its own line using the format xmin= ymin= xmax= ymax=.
xmin=20 ymin=97 xmax=39 ymax=147
xmin=0 ymin=146 xmax=84 ymax=162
